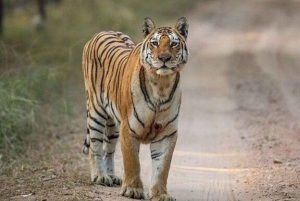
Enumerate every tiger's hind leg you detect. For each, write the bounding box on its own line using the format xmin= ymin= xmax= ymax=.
xmin=87 ymin=108 xmax=114 ymax=186
xmin=103 ymin=117 xmax=122 ymax=185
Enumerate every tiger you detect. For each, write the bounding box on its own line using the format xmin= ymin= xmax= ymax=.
xmin=82 ymin=17 xmax=189 ymax=201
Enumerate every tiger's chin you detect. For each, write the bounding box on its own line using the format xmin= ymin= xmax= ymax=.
xmin=155 ymin=65 xmax=185 ymax=76
xmin=155 ymin=69 xmax=174 ymax=76
xmin=154 ymin=66 xmax=176 ymax=76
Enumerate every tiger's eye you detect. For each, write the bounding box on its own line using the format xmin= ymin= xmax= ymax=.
xmin=171 ymin=42 xmax=178 ymax=47
xmin=151 ymin=41 xmax=159 ymax=47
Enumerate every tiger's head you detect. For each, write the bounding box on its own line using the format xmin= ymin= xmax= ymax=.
xmin=141 ymin=17 xmax=189 ymax=76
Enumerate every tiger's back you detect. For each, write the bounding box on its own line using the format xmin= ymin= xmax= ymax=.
xmin=82 ymin=31 xmax=135 ymax=110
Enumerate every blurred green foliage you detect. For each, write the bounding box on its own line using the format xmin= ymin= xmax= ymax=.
xmin=0 ymin=0 xmax=199 ymax=162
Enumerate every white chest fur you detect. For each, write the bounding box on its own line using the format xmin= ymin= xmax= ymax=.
xmin=128 ymin=68 xmax=181 ymax=142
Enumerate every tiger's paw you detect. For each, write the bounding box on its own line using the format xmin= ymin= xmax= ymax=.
xmin=120 ymin=186 xmax=145 ymax=199
xmin=91 ymin=173 xmax=113 ymax=186
xmin=109 ymin=174 xmax=122 ymax=186
xmin=151 ymin=194 xmax=176 ymax=201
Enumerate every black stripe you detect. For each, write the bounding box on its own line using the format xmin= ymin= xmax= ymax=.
xmin=109 ymin=48 xmax=128 ymax=68
xmin=90 ymin=96 xmax=108 ymax=120
xmin=139 ymin=67 xmax=155 ymax=111
xmin=98 ymin=41 xmax=122 ymax=103
xmin=88 ymin=124 xmax=104 ymax=134
xmin=131 ymin=92 xmax=145 ymax=128
xmin=89 ymin=114 xmax=105 ymax=128
xmin=128 ymin=122 xmax=138 ymax=136
xmin=113 ymin=64 xmax=122 ymax=97
xmin=160 ymin=73 xmax=180 ymax=105
xmin=90 ymin=137 xmax=103 ymax=143
xmin=151 ymin=151 xmax=164 ymax=160
xmin=113 ymin=52 xmax=128 ymax=103
xmin=159 ymin=104 xmax=172 ymax=113
xmin=93 ymin=34 xmax=112 ymax=72
xmin=100 ymin=63 xmax=105 ymax=104
xmin=151 ymin=130 xmax=177 ymax=144
xmin=115 ymin=49 xmax=131 ymax=61
xmin=141 ymin=43 xmax=147 ymax=61
xmin=115 ymin=54 xmax=129 ymax=93
xmin=105 ymin=44 xmax=126 ymax=64
xmin=184 ymin=44 xmax=188 ymax=54
xmin=107 ymin=135 xmax=119 ymax=140
xmin=90 ymin=35 xmax=99 ymax=62
xmin=104 ymin=40 xmax=125 ymax=48
xmin=110 ymin=102 xmax=121 ymax=123
xmin=107 ymin=123 xmax=116 ymax=127
xmin=87 ymin=56 xmax=103 ymax=106
xmin=122 ymin=37 xmax=130 ymax=42
xmin=106 ymin=49 xmax=129 ymax=99
xmin=105 ymin=45 xmax=121 ymax=68
xmin=89 ymin=63 xmax=100 ymax=105
xmin=114 ymin=53 xmax=128 ymax=98
xmin=118 ymin=52 xmax=129 ymax=67
xmin=105 ymin=150 xmax=115 ymax=155
xmin=107 ymin=51 xmax=128 ymax=94
xmin=98 ymin=37 xmax=118 ymax=66
xmin=165 ymin=110 xmax=179 ymax=128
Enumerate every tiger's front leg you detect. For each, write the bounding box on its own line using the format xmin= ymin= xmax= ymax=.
xmin=119 ymin=123 xmax=145 ymax=199
xmin=149 ymin=130 xmax=178 ymax=201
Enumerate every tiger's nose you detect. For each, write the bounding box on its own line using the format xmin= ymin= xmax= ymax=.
xmin=158 ymin=53 xmax=171 ymax=62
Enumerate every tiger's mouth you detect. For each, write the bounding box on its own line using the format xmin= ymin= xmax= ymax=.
xmin=155 ymin=65 xmax=174 ymax=75
xmin=159 ymin=65 xmax=169 ymax=70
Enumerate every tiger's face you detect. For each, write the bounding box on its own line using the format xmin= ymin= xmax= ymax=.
xmin=141 ymin=17 xmax=189 ymax=76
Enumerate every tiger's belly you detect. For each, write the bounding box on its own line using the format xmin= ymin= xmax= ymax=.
xmin=103 ymin=95 xmax=178 ymax=144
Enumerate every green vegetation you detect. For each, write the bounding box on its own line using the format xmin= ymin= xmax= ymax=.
xmin=0 ymin=0 xmax=199 ymax=166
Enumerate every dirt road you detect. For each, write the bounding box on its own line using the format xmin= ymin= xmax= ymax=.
xmin=2 ymin=0 xmax=300 ymax=200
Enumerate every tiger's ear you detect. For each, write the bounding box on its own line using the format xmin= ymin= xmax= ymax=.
xmin=143 ymin=17 xmax=155 ymax=38
xmin=175 ymin=17 xmax=189 ymax=39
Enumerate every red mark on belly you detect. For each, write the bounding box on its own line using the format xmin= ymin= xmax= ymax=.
xmin=153 ymin=123 xmax=163 ymax=134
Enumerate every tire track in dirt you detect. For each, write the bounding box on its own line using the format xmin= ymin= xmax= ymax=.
xmin=228 ymin=51 xmax=300 ymax=201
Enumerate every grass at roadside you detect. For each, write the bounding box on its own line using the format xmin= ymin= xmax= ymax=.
xmin=0 ymin=0 xmax=200 ymax=173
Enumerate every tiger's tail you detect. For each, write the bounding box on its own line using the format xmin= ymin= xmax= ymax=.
xmin=82 ymin=135 xmax=90 ymax=155
xmin=82 ymin=90 xmax=90 ymax=155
